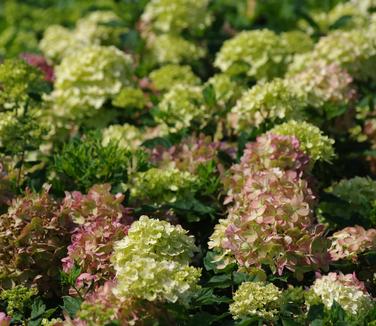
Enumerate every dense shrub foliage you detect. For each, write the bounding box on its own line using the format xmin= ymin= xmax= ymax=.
xmin=0 ymin=0 xmax=376 ymax=325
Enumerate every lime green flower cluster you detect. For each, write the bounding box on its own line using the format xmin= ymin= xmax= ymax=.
xmin=205 ymin=74 xmax=243 ymax=106
xmin=308 ymin=273 xmax=373 ymax=316
xmin=228 ymin=79 xmax=306 ymax=131
xmin=141 ymin=0 xmax=212 ymax=34
xmin=289 ymin=28 xmax=376 ymax=81
xmin=280 ymin=31 xmax=314 ymax=54
xmin=149 ymin=64 xmax=200 ymax=92
xmin=0 ymin=59 xmax=47 ymax=111
xmin=41 ymin=318 xmax=63 ymax=326
xmin=74 ymin=11 xmax=125 ymax=46
xmin=156 ymin=84 xmax=210 ymax=133
xmin=50 ymin=45 xmax=133 ymax=118
xmin=0 ymin=285 xmax=37 ymax=317
xmin=39 ymin=11 xmax=124 ymax=63
xmin=111 ymin=87 xmax=146 ymax=110
xmin=270 ymin=120 xmax=335 ymax=163
xmin=102 ymin=124 xmax=144 ymax=150
xmin=112 ymin=216 xmax=201 ymax=304
xmin=149 ymin=34 xmax=206 ymax=64
xmin=215 ymin=29 xmax=308 ymax=80
xmin=229 ymin=282 xmax=282 ymax=320
xmin=129 ymin=167 xmax=197 ymax=205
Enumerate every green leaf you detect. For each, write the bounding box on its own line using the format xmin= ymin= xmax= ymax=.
xmin=329 ymin=300 xmax=346 ymax=322
xmin=307 ymin=304 xmax=324 ymax=322
xmin=142 ymin=136 xmax=172 ymax=149
xmin=281 ymin=318 xmax=301 ymax=326
xmin=62 ymin=296 xmax=82 ymax=318
xmin=207 ymin=274 xmax=233 ymax=288
xmin=192 ymin=288 xmax=231 ymax=306
xmin=29 ymin=298 xmax=46 ymax=326
xmin=202 ymin=84 xmax=216 ymax=107
xmin=187 ymin=312 xmax=229 ymax=326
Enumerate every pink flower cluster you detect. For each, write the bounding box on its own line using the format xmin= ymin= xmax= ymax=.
xmin=21 ymin=53 xmax=54 ymax=82
xmin=61 ymin=184 xmax=132 ymax=289
xmin=329 ymin=225 xmax=376 ymax=262
xmin=225 ymin=133 xmax=309 ymax=203
xmin=151 ymin=134 xmax=235 ymax=174
xmin=66 ymin=281 xmax=156 ymax=325
xmin=0 ymin=312 xmax=11 ymax=326
xmin=212 ymin=134 xmax=330 ymax=279
xmin=290 ymin=61 xmax=356 ymax=108
xmin=0 ymin=185 xmax=72 ymax=295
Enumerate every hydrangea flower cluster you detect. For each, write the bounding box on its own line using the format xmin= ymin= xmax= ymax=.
xmin=210 ymin=132 xmax=331 ymax=279
xmin=0 ymin=186 xmax=71 ymax=295
xmin=224 ymin=133 xmax=309 ymax=195
xmin=74 ymin=11 xmax=125 ymax=47
xmin=129 ymin=167 xmax=197 ymax=205
xmin=280 ymin=31 xmax=314 ymax=54
xmin=39 ymin=11 xmax=125 ymax=63
xmin=224 ymin=169 xmax=329 ymax=278
xmin=228 ymin=79 xmax=306 ymax=131
xmin=270 ymin=120 xmax=335 ymax=163
xmin=0 ymin=312 xmax=11 ymax=326
xmin=215 ymin=29 xmax=309 ymax=81
xmin=102 ymin=124 xmax=144 ymax=150
xmin=308 ymin=273 xmax=373 ymax=315
xmin=0 ymin=59 xmax=47 ymax=111
xmin=112 ymin=216 xmax=201 ymax=304
xmin=329 ymin=225 xmax=376 ymax=262
xmin=61 ymin=185 xmax=132 ymax=287
xmin=141 ymin=0 xmax=212 ymax=34
xmin=21 ymin=53 xmax=54 ymax=82
xmin=39 ymin=25 xmax=80 ymax=63
xmin=50 ymin=45 xmax=133 ymax=118
xmin=156 ymin=84 xmax=211 ymax=133
xmin=152 ymin=134 xmax=234 ymax=175
xmin=288 ymin=61 xmax=356 ymax=110
xmin=0 ymin=285 xmax=37 ymax=317
xmin=148 ymin=34 xmax=206 ymax=64
xmin=149 ymin=64 xmax=200 ymax=92
xmin=289 ymin=28 xmax=376 ymax=81
xmin=205 ymin=73 xmax=243 ymax=106
xmin=75 ymin=281 xmax=147 ymax=325
xmin=229 ymin=282 xmax=282 ymax=320
xmin=111 ymin=86 xmax=146 ymax=110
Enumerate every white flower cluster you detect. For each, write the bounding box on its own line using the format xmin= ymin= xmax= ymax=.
xmin=310 ymin=273 xmax=373 ymax=315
